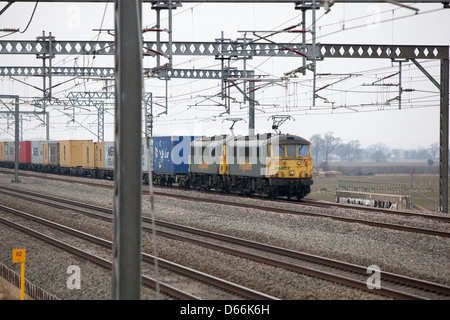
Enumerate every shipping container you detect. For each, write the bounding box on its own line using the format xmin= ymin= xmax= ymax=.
xmin=4 ymin=142 xmax=15 ymax=162
xmin=44 ymin=142 xmax=60 ymax=165
xmin=94 ymin=141 xmax=114 ymax=169
xmin=42 ymin=143 xmax=49 ymax=164
xmin=31 ymin=141 xmax=45 ymax=164
xmin=19 ymin=141 xmax=32 ymax=163
xmin=142 ymin=137 xmax=153 ymax=173
xmin=153 ymin=136 xmax=197 ymax=174
xmin=82 ymin=141 xmax=95 ymax=169
xmin=0 ymin=142 xmax=5 ymax=161
xmin=60 ymin=140 xmax=92 ymax=167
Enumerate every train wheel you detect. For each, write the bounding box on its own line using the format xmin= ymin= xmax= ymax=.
xmin=296 ymin=189 xmax=305 ymax=201
xmin=268 ymin=186 xmax=277 ymax=200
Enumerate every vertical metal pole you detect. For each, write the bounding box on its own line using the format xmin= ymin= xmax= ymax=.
xmin=113 ymin=0 xmax=143 ymax=299
xmin=156 ymin=8 xmax=161 ymax=68
xmin=46 ymin=112 xmax=50 ymax=141
xmin=398 ymin=60 xmax=402 ymax=109
xmin=168 ymin=0 xmax=173 ymax=69
xmin=301 ymin=8 xmax=306 ymax=76
xmin=312 ymin=0 xmax=317 ymax=107
xmin=20 ymin=262 xmax=25 ymax=300
xmin=19 ymin=115 xmax=23 ymax=141
xmin=440 ymin=58 xmax=449 ymax=213
xmin=145 ymin=97 xmax=160 ymax=298
xmin=48 ymin=32 xmax=53 ymax=102
xmin=249 ymin=71 xmax=255 ymax=136
xmin=47 ymin=33 xmax=52 ymax=141
xmin=13 ymin=96 xmax=19 ymax=183
xmin=42 ymin=32 xmax=48 ymax=140
xmin=220 ymin=31 xmax=225 ymax=101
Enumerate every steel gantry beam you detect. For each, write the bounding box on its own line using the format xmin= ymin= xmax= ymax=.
xmin=0 ymin=66 xmax=254 ymax=79
xmin=0 ymin=40 xmax=448 ymax=60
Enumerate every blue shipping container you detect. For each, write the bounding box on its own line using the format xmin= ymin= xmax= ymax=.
xmin=153 ymin=136 xmax=198 ymax=174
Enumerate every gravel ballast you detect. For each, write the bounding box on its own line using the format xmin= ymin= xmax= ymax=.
xmin=0 ymin=171 xmax=449 ymax=300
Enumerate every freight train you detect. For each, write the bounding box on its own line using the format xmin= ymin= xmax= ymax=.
xmin=0 ymin=133 xmax=313 ymax=200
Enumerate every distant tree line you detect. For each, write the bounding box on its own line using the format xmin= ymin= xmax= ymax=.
xmin=309 ymin=131 xmax=440 ymax=168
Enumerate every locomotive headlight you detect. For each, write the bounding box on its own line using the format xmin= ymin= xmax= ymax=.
xmin=282 ymin=160 xmax=287 ymax=166
xmin=289 ymin=170 xmax=295 ymax=176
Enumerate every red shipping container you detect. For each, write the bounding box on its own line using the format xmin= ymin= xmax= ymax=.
xmin=19 ymin=141 xmax=32 ymax=163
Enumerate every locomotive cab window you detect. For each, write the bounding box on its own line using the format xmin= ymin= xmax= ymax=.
xmin=286 ymin=144 xmax=296 ymax=157
xmin=277 ymin=144 xmax=285 ymax=157
xmin=298 ymin=144 xmax=309 ymax=157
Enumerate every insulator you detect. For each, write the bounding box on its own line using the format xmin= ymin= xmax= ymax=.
xmin=1 ymin=28 xmax=19 ymax=33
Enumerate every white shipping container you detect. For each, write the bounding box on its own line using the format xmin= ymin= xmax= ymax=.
xmin=104 ymin=141 xmax=115 ymax=169
xmin=31 ymin=141 xmax=45 ymax=164
xmin=95 ymin=141 xmax=115 ymax=169
xmin=4 ymin=142 xmax=15 ymax=162
xmin=141 ymin=137 xmax=153 ymax=173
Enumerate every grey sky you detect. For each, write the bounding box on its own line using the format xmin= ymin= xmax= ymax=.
xmin=0 ymin=2 xmax=448 ymax=150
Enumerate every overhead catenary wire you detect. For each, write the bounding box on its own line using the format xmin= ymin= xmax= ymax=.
xmin=0 ymin=2 xmax=446 ymax=142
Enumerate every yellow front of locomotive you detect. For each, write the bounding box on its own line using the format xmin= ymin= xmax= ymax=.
xmin=265 ymin=139 xmax=313 ymax=180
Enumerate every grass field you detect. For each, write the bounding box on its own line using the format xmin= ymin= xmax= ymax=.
xmin=305 ymin=172 xmax=447 ymax=213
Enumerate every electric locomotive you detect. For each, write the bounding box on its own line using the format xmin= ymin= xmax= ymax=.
xmin=188 ymin=133 xmax=313 ymax=200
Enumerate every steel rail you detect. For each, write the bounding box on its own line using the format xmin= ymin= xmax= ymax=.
xmin=1 ymin=168 xmax=448 ymax=222
xmin=299 ymin=199 xmax=450 ymax=223
xmin=0 ymin=170 xmax=448 ymax=236
xmin=0 ymin=203 xmax=277 ymax=300
xmin=0 ymin=212 xmax=200 ymax=300
xmin=1 ymin=187 xmax=449 ymax=299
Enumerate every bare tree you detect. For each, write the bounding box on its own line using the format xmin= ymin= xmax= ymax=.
xmin=322 ymin=131 xmax=341 ymax=166
xmin=429 ymin=142 xmax=439 ymax=159
xmin=368 ymin=143 xmax=389 ymax=162
xmin=391 ymin=149 xmax=402 ymax=159
xmin=309 ymin=134 xmax=323 ymax=163
xmin=335 ymin=143 xmax=349 ymax=161
xmin=347 ymin=140 xmax=362 ymax=162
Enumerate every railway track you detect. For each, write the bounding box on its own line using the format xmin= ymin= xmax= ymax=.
xmin=2 ymin=167 xmax=448 ymax=225
xmin=298 ymin=199 xmax=450 ymax=223
xmin=1 ymin=169 xmax=448 ymax=238
xmin=0 ymin=203 xmax=277 ymax=300
xmin=1 ymin=185 xmax=449 ymax=300
xmin=2 ymin=167 xmax=447 ymax=224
